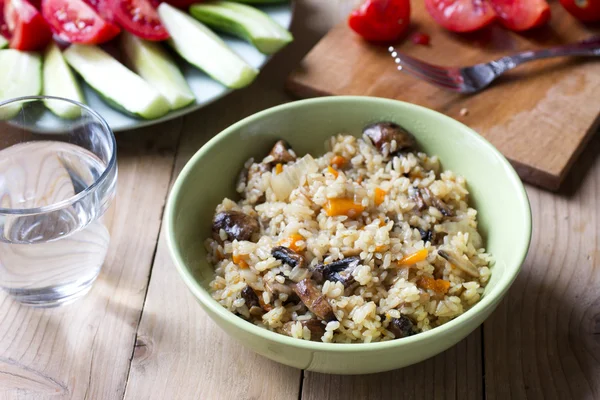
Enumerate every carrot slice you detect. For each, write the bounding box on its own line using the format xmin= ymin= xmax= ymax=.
xmin=327 ymin=165 xmax=339 ymax=178
xmin=324 ymin=198 xmax=365 ymax=217
xmin=398 ymin=248 xmax=428 ymax=265
xmin=417 ymin=276 xmax=450 ymax=295
xmin=331 ymin=155 xmax=347 ymax=168
xmin=279 ymin=233 xmax=305 ymax=252
xmin=233 ymin=254 xmax=249 ymax=269
xmin=374 ymin=187 xmax=386 ymax=206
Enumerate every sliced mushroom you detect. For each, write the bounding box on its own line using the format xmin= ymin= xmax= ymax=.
xmin=241 ymin=286 xmax=264 ymax=316
xmin=422 ymin=187 xmax=453 ymax=217
xmin=438 ymin=249 xmax=480 ymax=277
xmin=212 ymin=211 xmax=259 ymax=242
xmin=311 ymin=256 xmax=361 ymax=288
xmin=388 ymin=316 xmax=416 ymax=339
xmin=416 ymin=227 xmax=434 ymax=244
xmin=292 ymin=279 xmax=336 ymax=322
xmin=408 ymin=187 xmax=453 ymax=217
xmin=271 ymin=246 xmax=306 ymax=268
xmin=282 ymin=319 xmax=326 ymax=341
xmin=268 ymin=140 xmax=296 ymax=164
xmin=363 ymin=122 xmax=416 ymax=156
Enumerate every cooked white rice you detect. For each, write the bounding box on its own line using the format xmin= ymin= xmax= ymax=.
xmin=206 ymin=133 xmax=491 ymax=343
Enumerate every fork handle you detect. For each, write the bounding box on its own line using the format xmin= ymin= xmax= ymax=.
xmin=494 ymin=37 xmax=600 ymax=70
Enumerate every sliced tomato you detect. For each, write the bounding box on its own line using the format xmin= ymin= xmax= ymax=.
xmin=1 ymin=0 xmax=52 ymax=50
xmin=42 ymin=0 xmax=120 ymax=44
xmin=84 ymin=0 xmax=116 ymax=22
xmin=559 ymin=0 xmax=600 ymax=22
xmin=110 ymin=0 xmax=168 ymax=41
xmin=489 ymin=0 xmax=550 ymax=31
xmin=348 ymin=0 xmax=411 ymax=42
xmin=424 ymin=0 xmax=496 ymax=33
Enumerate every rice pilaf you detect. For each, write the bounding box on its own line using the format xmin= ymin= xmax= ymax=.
xmin=206 ymin=122 xmax=492 ymax=343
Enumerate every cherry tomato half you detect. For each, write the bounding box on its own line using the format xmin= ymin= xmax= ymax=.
xmin=1 ymin=0 xmax=51 ymax=50
xmin=84 ymin=0 xmax=116 ymax=22
xmin=559 ymin=0 xmax=600 ymax=22
xmin=424 ymin=0 xmax=496 ymax=32
xmin=42 ymin=0 xmax=120 ymax=44
xmin=348 ymin=0 xmax=411 ymax=43
xmin=110 ymin=0 xmax=168 ymax=41
xmin=489 ymin=0 xmax=551 ymax=31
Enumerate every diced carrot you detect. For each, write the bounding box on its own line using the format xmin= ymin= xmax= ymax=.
xmin=398 ymin=248 xmax=428 ymax=265
xmin=279 ymin=233 xmax=305 ymax=252
xmin=327 ymin=165 xmax=339 ymax=179
xmin=417 ymin=276 xmax=451 ymax=295
xmin=375 ymin=245 xmax=386 ymax=252
xmin=275 ymin=163 xmax=283 ymax=175
xmin=374 ymin=187 xmax=386 ymax=206
xmin=324 ymin=198 xmax=365 ymax=217
xmin=232 ymin=254 xmax=249 ymax=269
xmin=331 ymin=155 xmax=347 ymax=168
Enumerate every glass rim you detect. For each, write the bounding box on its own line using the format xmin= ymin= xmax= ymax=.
xmin=0 ymin=95 xmax=117 ymax=216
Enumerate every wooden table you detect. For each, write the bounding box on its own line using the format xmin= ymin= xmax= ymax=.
xmin=1 ymin=1 xmax=598 ymax=399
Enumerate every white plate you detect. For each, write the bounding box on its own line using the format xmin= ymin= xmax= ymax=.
xmin=85 ymin=3 xmax=293 ymax=132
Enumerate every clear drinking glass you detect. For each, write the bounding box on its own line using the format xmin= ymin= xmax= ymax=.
xmin=0 ymin=96 xmax=117 ymax=307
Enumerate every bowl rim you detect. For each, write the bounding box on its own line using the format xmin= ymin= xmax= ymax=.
xmin=165 ymin=96 xmax=532 ymax=352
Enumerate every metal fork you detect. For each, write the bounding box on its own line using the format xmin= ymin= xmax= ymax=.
xmin=388 ymin=37 xmax=600 ymax=93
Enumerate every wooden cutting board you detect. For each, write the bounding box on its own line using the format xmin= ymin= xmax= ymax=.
xmin=287 ymin=2 xmax=600 ymax=190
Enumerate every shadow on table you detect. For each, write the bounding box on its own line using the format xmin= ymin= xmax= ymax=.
xmin=558 ymin=128 xmax=600 ymax=197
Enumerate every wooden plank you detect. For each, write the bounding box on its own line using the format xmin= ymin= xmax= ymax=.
xmin=302 ymin=330 xmax=482 ymax=400
xmin=123 ymin=88 xmax=302 ymax=400
xmin=0 ymin=120 xmax=182 ymax=399
xmin=287 ymin=3 xmax=600 ymax=190
xmin=484 ymin=133 xmax=600 ymax=399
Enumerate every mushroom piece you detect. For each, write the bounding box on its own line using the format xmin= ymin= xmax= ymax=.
xmin=212 ymin=211 xmax=259 ymax=242
xmin=363 ymin=122 xmax=416 ymax=156
xmin=311 ymin=256 xmax=361 ymax=288
xmin=438 ymin=249 xmax=480 ymax=277
xmin=408 ymin=187 xmax=453 ymax=217
xmin=388 ymin=316 xmax=416 ymax=339
xmin=292 ymin=279 xmax=336 ymax=322
xmin=271 ymin=246 xmax=306 ymax=268
xmin=241 ymin=286 xmax=264 ymax=316
xmin=282 ymin=319 xmax=326 ymax=341
xmin=268 ymin=140 xmax=297 ymax=164
xmin=416 ymin=227 xmax=434 ymax=244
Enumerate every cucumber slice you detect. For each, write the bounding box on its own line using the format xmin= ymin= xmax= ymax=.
xmin=121 ymin=31 xmax=195 ymax=110
xmin=0 ymin=35 xmax=7 ymax=49
xmin=0 ymin=49 xmax=42 ymax=119
xmin=43 ymin=42 xmax=86 ymax=119
xmin=158 ymin=3 xmax=258 ymax=89
xmin=63 ymin=44 xmax=170 ymax=120
xmin=190 ymin=1 xmax=293 ymax=54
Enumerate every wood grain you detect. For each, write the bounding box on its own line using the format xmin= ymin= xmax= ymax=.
xmin=0 ymin=120 xmax=182 ymax=399
xmin=303 ymin=329 xmax=482 ymax=400
xmin=123 ymin=91 xmax=303 ymax=400
xmin=287 ymin=2 xmax=600 ymax=190
xmin=484 ymin=133 xmax=600 ymax=399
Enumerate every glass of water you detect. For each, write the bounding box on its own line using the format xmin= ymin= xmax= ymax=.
xmin=0 ymin=96 xmax=117 ymax=307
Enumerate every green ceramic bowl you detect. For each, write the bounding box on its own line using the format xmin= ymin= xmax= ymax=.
xmin=165 ymin=96 xmax=531 ymax=374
